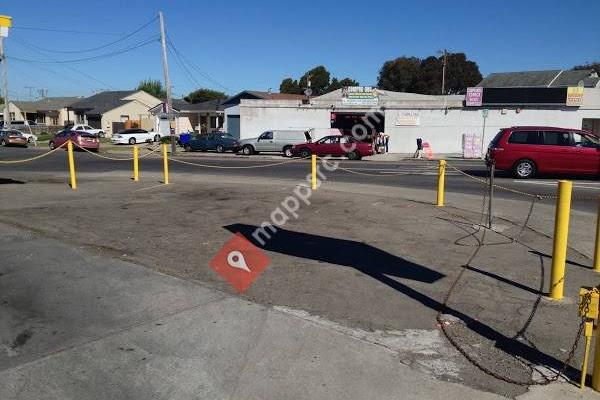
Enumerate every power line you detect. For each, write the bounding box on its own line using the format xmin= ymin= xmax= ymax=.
xmin=9 ymin=38 xmax=115 ymax=89
xmin=13 ymin=16 xmax=158 ymax=54
xmin=167 ymin=45 xmax=203 ymax=89
xmin=9 ymin=36 xmax=159 ymax=64
xmin=11 ymin=26 xmax=123 ymax=36
xmin=166 ymin=35 xmax=231 ymax=92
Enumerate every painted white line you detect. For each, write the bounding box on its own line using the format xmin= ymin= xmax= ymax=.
xmin=510 ymin=180 xmax=600 ymax=191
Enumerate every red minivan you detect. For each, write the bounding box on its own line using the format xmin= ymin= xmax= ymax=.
xmin=487 ymin=126 xmax=600 ymax=178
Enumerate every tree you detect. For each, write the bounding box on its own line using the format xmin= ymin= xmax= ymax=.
xmin=299 ymin=65 xmax=331 ymax=96
xmin=377 ymin=53 xmax=482 ymax=95
xmin=279 ymin=66 xmax=359 ymax=95
xmin=573 ymin=62 xmax=600 ymax=75
xmin=328 ymin=77 xmax=360 ymax=92
xmin=279 ymin=78 xmax=302 ymax=94
xmin=137 ymin=79 xmax=166 ymax=100
xmin=377 ymin=57 xmax=421 ymax=92
xmin=184 ymin=88 xmax=228 ymax=104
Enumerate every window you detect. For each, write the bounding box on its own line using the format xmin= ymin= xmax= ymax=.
xmin=508 ymin=131 xmax=541 ymax=144
xmin=318 ymin=136 xmax=340 ymax=144
xmin=259 ymin=132 xmax=273 ymax=140
xmin=84 ymin=126 xmax=93 ymax=130
xmin=120 ymin=115 xmax=130 ymax=122
xmin=572 ymin=132 xmax=598 ymax=148
xmin=542 ymin=131 xmax=572 ymax=146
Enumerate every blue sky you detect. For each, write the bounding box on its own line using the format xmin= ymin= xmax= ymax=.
xmin=3 ymin=0 xmax=600 ymax=99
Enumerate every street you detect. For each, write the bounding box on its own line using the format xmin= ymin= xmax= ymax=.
xmin=2 ymin=146 xmax=599 ymax=213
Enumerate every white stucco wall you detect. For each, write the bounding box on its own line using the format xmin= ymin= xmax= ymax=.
xmin=384 ymin=107 xmax=600 ymax=154
xmin=101 ymin=100 xmax=157 ymax=136
xmin=238 ymin=91 xmax=600 ymax=154
xmin=240 ymin=103 xmax=330 ymax=139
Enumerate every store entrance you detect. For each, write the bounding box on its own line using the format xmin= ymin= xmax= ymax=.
xmin=330 ymin=112 xmax=385 ymax=140
xmin=583 ymin=118 xmax=600 ymax=136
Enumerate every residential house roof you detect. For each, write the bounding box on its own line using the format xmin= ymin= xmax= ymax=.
xmin=13 ymin=97 xmax=81 ymax=113
xmin=150 ymin=98 xmax=228 ymax=114
xmin=222 ymin=90 xmax=307 ymax=106
xmin=478 ymin=69 xmax=600 ymax=88
xmin=69 ymin=90 xmax=138 ymax=115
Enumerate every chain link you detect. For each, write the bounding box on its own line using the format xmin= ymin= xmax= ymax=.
xmin=437 ymin=163 xmax=591 ymax=386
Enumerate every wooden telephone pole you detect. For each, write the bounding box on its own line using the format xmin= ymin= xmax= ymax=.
xmin=158 ymin=11 xmax=175 ymax=154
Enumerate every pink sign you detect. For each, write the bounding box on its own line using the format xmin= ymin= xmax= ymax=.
xmin=465 ymin=87 xmax=483 ymax=107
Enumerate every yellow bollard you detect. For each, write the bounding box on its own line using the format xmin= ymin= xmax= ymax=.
xmin=549 ymin=180 xmax=572 ymax=300
xmin=132 ymin=145 xmax=139 ymax=182
xmin=67 ymin=140 xmax=77 ymax=190
xmin=162 ymin=143 xmax=169 ymax=185
xmin=582 ymin=320 xmax=594 ymax=389
xmin=592 ymin=323 xmax=600 ymax=391
xmin=437 ymin=160 xmax=446 ymax=207
xmin=311 ymin=154 xmax=317 ymax=190
xmin=594 ymin=197 xmax=600 ymax=272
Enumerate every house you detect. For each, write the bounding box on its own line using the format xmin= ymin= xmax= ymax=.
xmin=8 ymin=97 xmax=81 ymax=126
xmin=222 ymin=91 xmax=308 ymax=138
xmin=68 ymin=90 xmax=161 ymax=136
xmin=149 ymin=98 xmax=227 ymax=133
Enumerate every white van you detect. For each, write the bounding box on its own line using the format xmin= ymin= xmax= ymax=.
xmin=239 ymin=130 xmax=310 ymax=157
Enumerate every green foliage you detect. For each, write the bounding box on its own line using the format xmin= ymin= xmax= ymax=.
xmin=184 ymin=88 xmax=228 ymax=104
xmin=279 ymin=78 xmax=303 ymax=94
xmin=377 ymin=53 xmax=482 ymax=95
xmin=280 ymin=66 xmax=360 ymax=95
xmin=573 ymin=62 xmax=600 ymax=75
xmin=137 ymin=79 xmax=167 ymax=99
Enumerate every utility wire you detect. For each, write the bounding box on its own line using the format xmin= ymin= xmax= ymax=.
xmin=11 ymin=26 xmax=123 ymax=36
xmin=13 ymin=16 xmax=158 ymax=54
xmin=166 ymin=35 xmax=231 ymax=92
xmin=9 ymin=36 xmax=159 ymax=64
xmin=167 ymin=45 xmax=203 ymax=89
xmin=10 ymin=38 xmax=116 ymax=89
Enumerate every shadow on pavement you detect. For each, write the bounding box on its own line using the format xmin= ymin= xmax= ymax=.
xmin=225 ymin=223 xmax=444 ymax=284
xmin=225 ymin=223 xmax=581 ymax=382
xmin=0 ymin=178 xmax=25 ymax=185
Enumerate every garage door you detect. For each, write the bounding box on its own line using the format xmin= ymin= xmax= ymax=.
xmin=228 ymin=115 xmax=240 ymax=139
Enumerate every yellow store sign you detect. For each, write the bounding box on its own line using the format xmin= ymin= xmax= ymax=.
xmin=566 ymin=86 xmax=584 ymax=107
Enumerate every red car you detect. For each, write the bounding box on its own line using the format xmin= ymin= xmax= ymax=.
xmin=487 ymin=126 xmax=599 ymax=178
xmin=0 ymin=129 xmax=28 ymax=147
xmin=292 ymin=135 xmax=373 ymax=160
xmin=49 ymin=130 xmax=100 ymax=152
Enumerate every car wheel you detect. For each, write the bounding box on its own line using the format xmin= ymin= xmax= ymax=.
xmin=242 ymin=145 xmax=254 ymax=155
xmin=154 ymin=134 xmax=161 ymax=142
xmin=98 ymin=131 xmax=105 ymax=138
xmin=49 ymin=141 xmax=55 ymax=150
xmin=513 ymin=159 xmax=536 ymax=179
xmin=299 ymin=148 xmax=311 ymax=158
xmin=0 ymin=139 xmax=6 ymax=146
xmin=128 ymin=137 xmax=136 ymax=145
xmin=347 ymin=150 xmax=360 ymax=160
xmin=184 ymin=144 xmax=192 ymax=152
xmin=27 ymin=137 xmax=34 ymax=143
xmin=283 ymin=146 xmax=293 ymax=158
xmin=216 ymin=144 xmax=225 ymax=153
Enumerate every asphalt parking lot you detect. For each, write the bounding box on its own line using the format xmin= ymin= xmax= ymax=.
xmin=1 ymin=145 xmax=600 ymax=398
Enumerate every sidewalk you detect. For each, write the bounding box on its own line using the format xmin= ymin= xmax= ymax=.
xmin=0 ymin=222 xmax=594 ymax=400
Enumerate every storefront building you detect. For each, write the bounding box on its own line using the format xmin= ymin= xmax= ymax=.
xmin=238 ymin=70 xmax=600 ymax=154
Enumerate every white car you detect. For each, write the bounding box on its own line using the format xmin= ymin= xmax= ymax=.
xmin=20 ymin=131 xmax=38 ymax=143
xmin=70 ymin=124 xmax=105 ymax=137
xmin=111 ymin=128 xmax=160 ymax=145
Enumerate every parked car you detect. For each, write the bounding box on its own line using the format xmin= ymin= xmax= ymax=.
xmin=239 ymin=130 xmax=310 ymax=157
xmin=111 ymin=128 xmax=159 ymax=145
xmin=185 ymin=132 xmax=240 ymax=153
xmin=291 ymin=135 xmax=374 ymax=160
xmin=0 ymin=129 xmax=28 ymax=147
xmin=49 ymin=130 xmax=100 ymax=151
xmin=69 ymin=124 xmax=105 ymax=138
xmin=487 ymin=126 xmax=600 ymax=178
xmin=0 ymin=120 xmax=37 ymax=129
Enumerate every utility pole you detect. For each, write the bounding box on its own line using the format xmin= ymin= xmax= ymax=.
xmin=0 ymin=15 xmax=12 ymax=129
xmin=159 ymin=11 xmax=175 ymax=154
xmin=441 ymin=49 xmax=448 ymax=95
xmin=25 ymin=86 xmax=35 ymax=99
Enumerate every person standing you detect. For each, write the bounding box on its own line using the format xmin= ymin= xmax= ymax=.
xmin=383 ymin=133 xmax=390 ymax=153
xmin=414 ymin=137 xmax=423 ymax=158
